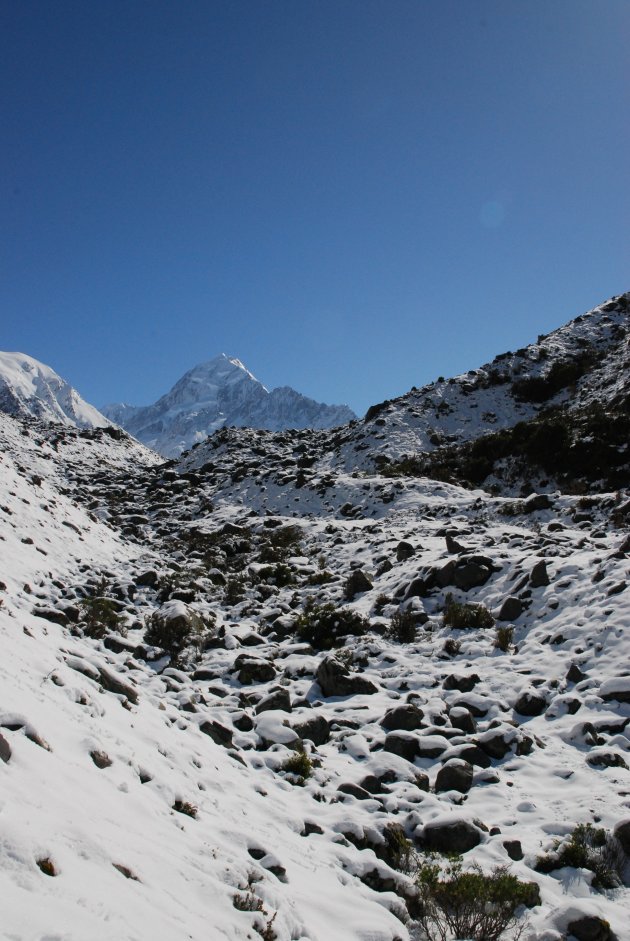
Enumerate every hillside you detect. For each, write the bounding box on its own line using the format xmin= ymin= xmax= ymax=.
xmin=1 ymin=293 xmax=630 ymax=941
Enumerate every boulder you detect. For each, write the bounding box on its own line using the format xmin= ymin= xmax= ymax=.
xmin=567 ymin=915 xmax=613 ymax=941
xmin=316 ymin=656 xmax=378 ymax=697
xmin=498 ymin=596 xmax=524 ymax=622
xmin=530 ymin=560 xmax=550 ymax=588
xmin=255 ymin=688 xmax=291 ymax=714
xmin=599 ymin=677 xmax=630 ymax=704
xmin=0 ymin=732 xmax=11 ymax=763
xmin=396 ymin=541 xmax=415 ymax=562
xmin=422 ymin=818 xmax=482 ymax=854
xmin=449 ymin=707 xmax=476 ymax=734
xmin=523 ymin=493 xmax=552 ymax=513
xmin=514 ymin=690 xmax=547 ymax=716
xmin=435 ymin=759 xmax=473 ymax=793
xmin=503 ymin=839 xmax=523 ymax=861
xmin=292 ymin=714 xmax=331 ymax=746
xmin=200 ymin=720 xmax=233 ymax=748
xmin=614 ymin=818 xmax=630 ymax=854
xmin=381 ymin=703 xmax=424 ymax=732
xmin=443 ymin=673 xmax=480 ymax=693
xmin=344 ymin=569 xmax=373 ymax=600
xmin=32 ymin=607 xmax=69 ymax=627
xmin=234 ymin=654 xmax=277 ymax=685
xmin=382 ymin=732 xmax=421 ymax=762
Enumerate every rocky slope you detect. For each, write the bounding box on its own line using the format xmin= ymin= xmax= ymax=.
xmin=1 ymin=293 xmax=630 ymax=941
xmin=0 ymin=351 xmax=111 ymax=429
xmin=102 ymin=353 xmax=357 ymax=457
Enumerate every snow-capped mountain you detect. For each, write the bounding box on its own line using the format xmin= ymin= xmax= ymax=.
xmin=102 ymin=353 xmax=356 ymax=457
xmin=0 ymin=351 xmax=111 ymax=429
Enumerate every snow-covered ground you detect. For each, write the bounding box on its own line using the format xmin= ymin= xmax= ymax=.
xmin=2 ymin=294 xmax=630 ymax=941
xmin=2 ymin=402 xmax=630 ymax=941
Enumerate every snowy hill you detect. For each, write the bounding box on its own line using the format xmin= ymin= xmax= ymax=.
xmin=102 ymin=353 xmax=356 ymax=457
xmin=1 ymin=293 xmax=630 ymax=941
xmin=0 ymin=351 xmax=112 ymax=429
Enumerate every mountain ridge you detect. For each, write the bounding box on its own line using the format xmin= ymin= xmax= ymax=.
xmin=101 ymin=353 xmax=357 ymax=457
xmin=0 ymin=351 xmax=111 ymax=430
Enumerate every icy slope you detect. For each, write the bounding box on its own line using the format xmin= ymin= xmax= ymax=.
xmin=102 ymin=353 xmax=356 ymax=457
xmin=0 ymin=351 xmax=111 ymax=429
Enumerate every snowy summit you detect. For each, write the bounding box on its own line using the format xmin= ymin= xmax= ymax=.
xmin=102 ymin=353 xmax=357 ymax=457
xmin=0 ymin=351 xmax=111 ymax=430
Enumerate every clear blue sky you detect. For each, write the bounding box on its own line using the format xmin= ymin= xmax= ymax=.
xmin=2 ymin=1 xmax=628 ymax=415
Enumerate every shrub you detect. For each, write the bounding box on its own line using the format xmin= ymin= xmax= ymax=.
xmin=257 ymin=563 xmax=295 ymax=587
xmin=416 ymin=859 xmax=536 ymax=941
xmin=495 ymin=625 xmax=515 ymax=651
xmin=537 ymin=823 xmax=625 ymax=889
xmin=443 ymin=594 xmax=494 ymax=630
xmin=224 ymin=576 xmax=247 ymax=605
xmin=382 ymin=823 xmax=416 ymax=873
xmin=259 ymin=525 xmax=303 ymax=562
xmin=280 ymin=746 xmax=313 ymax=784
xmin=442 ymin=637 xmax=461 ymax=657
xmin=81 ymin=597 xmax=124 ymax=639
xmin=144 ymin=608 xmax=210 ymax=660
xmin=388 ymin=609 xmax=417 ymax=643
xmin=294 ymin=600 xmax=370 ymax=650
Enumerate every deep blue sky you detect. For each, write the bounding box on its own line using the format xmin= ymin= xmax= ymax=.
xmin=2 ymin=1 xmax=628 ymax=416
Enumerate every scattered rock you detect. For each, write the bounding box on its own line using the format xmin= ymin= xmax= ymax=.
xmin=255 ymin=688 xmax=291 ymax=714
xmin=435 ymin=759 xmax=473 ymax=793
xmin=422 ymin=818 xmax=482 ymax=854
xmin=530 ymin=560 xmax=550 ymax=587
xmin=0 ymin=732 xmax=11 ymax=763
xmin=90 ymin=749 xmax=112 ymax=769
xmin=396 ymin=541 xmax=415 ymax=562
xmin=316 ymin=656 xmax=378 ymax=697
xmin=567 ymin=915 xmax=613 ymax=941
xmin=292 ymin=714 xmax=330 ymax=746
xmin=380 ymin=703 xmax=424 ymax=731
xmin=498 ymin=596 xmax=523 ymax=622
xmin=514 ymin=690 xmax=547 ymax=716
xmin=200 ymin=720 xmax=233 ymax=749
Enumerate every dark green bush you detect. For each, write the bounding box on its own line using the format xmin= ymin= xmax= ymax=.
xmin=416 ymin=860 xmax=537 ymax=941
xmin=81 ymin=597 xmax=124 ymax=639
xmin=257 ymin=563 xmax=295 ymax=587
xmin=443 ymin=594 xmax=494 ymax=630
xmin=280 ymin=746 xmax=313 ymax=785
xmin=144 ymin=609 xmax=211 ymax=659
xmin=294 ymin=600 xmax=370 ymax=650
xmin=537 ymin=823 xmax=625 ymax=889
xmin=495 ymin=625 xmax=515 ymax=651
xmin=388 ymin=609 xmax=417 ymax=643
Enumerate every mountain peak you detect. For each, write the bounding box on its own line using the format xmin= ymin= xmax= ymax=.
xmin=0 ymin=351 xmax=111 ymax=429
xmin=102 ymin=354 xmax=356 ymax=457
